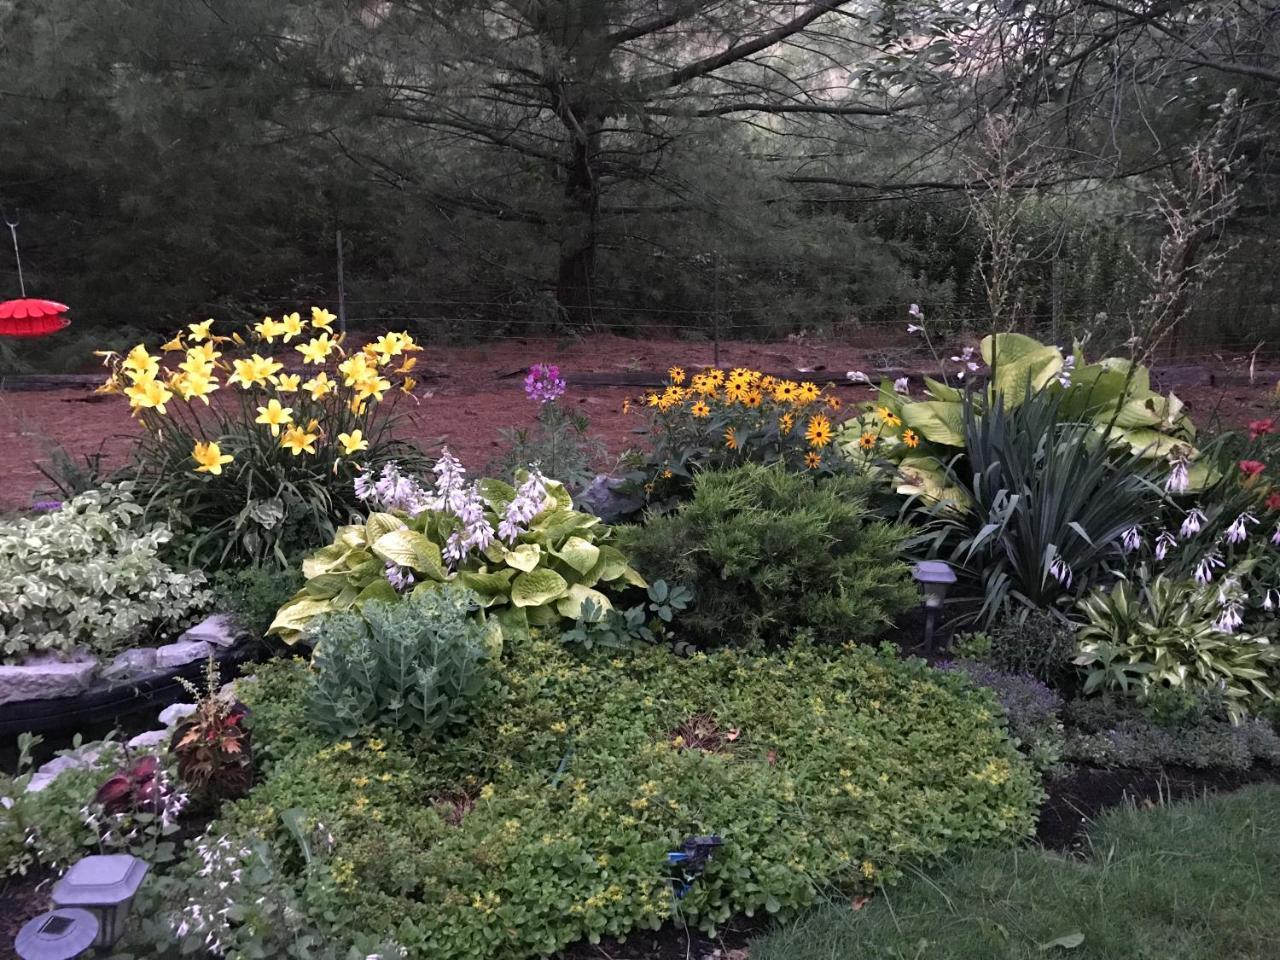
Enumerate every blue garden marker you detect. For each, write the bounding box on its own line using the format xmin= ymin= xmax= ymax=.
xmin=666 ymin=835 xmax=724 ymax=898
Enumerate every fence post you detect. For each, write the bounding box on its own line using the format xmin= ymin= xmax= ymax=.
xmin=335 ymin=228 xmax=347 ymax=337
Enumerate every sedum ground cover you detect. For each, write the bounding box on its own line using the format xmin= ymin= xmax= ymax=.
xmin=135 ymin=636 xmax=1042 ymax=959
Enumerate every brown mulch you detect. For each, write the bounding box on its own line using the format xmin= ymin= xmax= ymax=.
xmin=2 ymin=333 xmax=1275 ymax=510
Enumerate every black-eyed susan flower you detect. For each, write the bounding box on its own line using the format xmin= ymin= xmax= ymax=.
xmin=859 ymin=431 xmax=878 ymax=450
xmin=902 ymin=428 xmax=920 ymax=448
xmin=826 ymin=395 xmax=842 ymax=410
xmin=691 ymin=400 xmax=711 ymax=418
xmin=805 ymin=413 xmax=833 ymax=448
xmin=668 ymin=365 xmax=686 ymax=384
xmin=773 ymin=380 xmax=799 ymax=403
xmin=779 ymin=412 xmax=794 ymax=434
xmin=724 ymin=426 xmax=738 ymax=450
xmin=797 ymin=381 xmax=821 ymax=404
xmin=804 ymin=451 xmax=822 ymax=469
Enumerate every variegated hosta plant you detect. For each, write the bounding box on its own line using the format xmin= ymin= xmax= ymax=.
xmin=268 ymin=452 xmax=645 ymax=646
xmin=837 ymin=332 xmax=1202 ymax=503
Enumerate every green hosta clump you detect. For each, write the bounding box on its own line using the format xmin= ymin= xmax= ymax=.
xmin=269 ymin=455 xmax=644 ymax=645
xmin=307 ymin=588 xmax=492 ymax=739
xmin=0 ymin=484 xmax=211 ymax=662
xmin=1075 ymin=569 xmax=1280 ymax=721
xmin=837 ymin=333 xmax=1200 ymax=502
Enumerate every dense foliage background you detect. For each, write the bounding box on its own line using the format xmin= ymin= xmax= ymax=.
xmin=1 ymin=1 xmax=1278 ymax=350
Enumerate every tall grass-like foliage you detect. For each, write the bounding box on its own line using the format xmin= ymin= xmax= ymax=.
xmin=914 ymin=386 xmax=1161 ymax=624
xmin=619 ymin=464 xmax=915 ymax=647
xmin=98 ymin=310 xmax=427 ymax=567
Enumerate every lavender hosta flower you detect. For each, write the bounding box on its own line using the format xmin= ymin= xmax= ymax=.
xmin=906 ymin=323 xmax=923 ymax=334
xmin=1049 ymin=555 xmax=1073 ymax=589
xmin=499 ymin=468 xmax=551 ymax=542
xmin=428 ymin=447 xmax=469 ymax=514
xmin=1154 ymin=530 xmax=1177 ymax=561
xmin=1194 ymin=550 xmax=1224 ymax=584
xmin=1165 ymin=455 xmax=1191 ymax=494
xmin=357 ymin=462 xmax=432 ymax=515
xmin=1214 ymin=594 xmax=1244 ymax=634
xmin=443 ymin=481 xmax=495 ymax=566
xmin=1122 ymin=526 xmax=1142 ymax=553
xmin=908 ymin=303 xmax=923 ymax=320
xmin=1272 ymin=523 xmax=1280 ymax=547
xmin=1225 ymin=512 xmax=1257 ymax=545
xmin=1180 ymin=507 xmax=1207 ymax=538
xmin=1264 ymin=588 xmax=1279 ymax=612
xmin=385 ymin=561 xmax=416 ymax=592
xmin=893 ymin=376 xmax=910 ymax=395
xmin=1056 ymin=354 xmax=1075 ymax=388
xmin=846 ymin=370 xmax=871 ymax=385
xmin=30 ymin=500 xmax=62 ymax=512
xmin=524 ymin=363 xmax=566 ymax=404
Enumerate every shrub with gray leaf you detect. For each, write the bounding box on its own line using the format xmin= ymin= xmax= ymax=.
xmin=305 ymin=587 xmax=492 ymax=739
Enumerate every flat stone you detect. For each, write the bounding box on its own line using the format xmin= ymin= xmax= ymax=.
xmin=101 ymin=648 xmax=159 ymax=681
xmin=28 ymin=745 xmax=105 ymax=793
xmin=0 ymin=652 xmax=97 ymax=706
xmin=159 ymin=702 xmax=197 ymax=727
xmin=178 ymin=613 xmax=248 ymax=649
xmin=154 ymin=640 xmax=213 ymax=669
xmin=127 ymin=729 xmax=171 ymax=749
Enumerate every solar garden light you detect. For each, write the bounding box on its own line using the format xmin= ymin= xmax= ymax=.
xmin=14 ymin=909 xmax=99 ymax=960
xmin=49 ymin=854 xmax=149 ymax=951
xmin=912 ymin=560 xmax=956 ymax=652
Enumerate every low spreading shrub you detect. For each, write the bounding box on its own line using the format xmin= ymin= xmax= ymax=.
xmin=307 ymin=588 xmax=493 ymax=739
xmin=128 ymin=638 xmax=1040 ymax=959
xmin=618 ymin=464 xmax=916 ymax=648
xmin=1063 ymin=696 xmax=1280 ymax=770
xmin=937 ymin=660 xmax=1064 ymax=772
xmin=211 ymin=563 xmax=304 ymax=636
xmin=984 ymin=610 xmax=1081 ymax=690
xmin=0 ymin=484 xmax=210 ymax=662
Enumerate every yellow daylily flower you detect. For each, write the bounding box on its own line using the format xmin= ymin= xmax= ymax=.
xmin=395 ymin=356 xmax=417 ymax=375
xmin=280 ymin=425 xmax=319 ymax=456
xmin=338 ymin=352 xmax=373 ymax=387
xmin=180 ymin=343 xmax=221 ymax=376
xmin=355 ymin=373 xmax=391 ymax=403
xmin=124 ymin=376 xmax=173 ymax=414
xmin=228 ymin=354 xmax=282 ymax=389
xmin=337 ymin=430 xmax=369 ymax=456
xmin=302 ymin=371 xmax=335 ymax=400
xmin=255 ymin=317 xmax=285 ymax=342
xmin=400 ymin=376 xmax=416 ymax=395
xmin=279 ymin=312 xmax=305 ymax=342
xmin=275 ymin=373 xmax=301 ymax=393
xmin=310 ymin=306 xmax=336 ymax=332
xmin=192 ymin=441 xmax=233 ymax=475
xmin=95 ymin=375 xmax=122 ymax=395
xmin=368 ymin=332 xmax=406 ymax=363
xmin=255 ymin=398 xmax=294 ymax=437
xmin=231 ymin=331 xmax=246 ymax=346
xmin=296 ymin=334 xmax=337 ymax=365
xmin=187 ymin=318 xmax=214 ymax=342
xmin=161 ymin=333 xmax=185 ymax=352
xmin=171 ymin=371 xmax=219 ymax=405
xmin=122 ymin=345 xmax=159 ymax=382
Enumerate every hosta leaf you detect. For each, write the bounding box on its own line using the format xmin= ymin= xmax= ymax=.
xmin=901 ymin=401 xmax=965 ymax=447
xmin=370 ymin=529 xmax=447 ymax=580
xmin=303 ymin=573 xmax=350 ymax=600
xmin=510 ymin=568 xmax=569 ymax=607
xmin=302 ymin=544 xmax=351 ymax=579
xmin=355 ymin=577 xmax=397 ymax=606
xmin=555 ymin=536 xmax=600 ymax=575
xmin=982 ymin=333 xmax=1064 ymax=401
xmin=556 ymin=584 xmax=614 ymax=619
xmin=479 ymin=478 xmax=518 ymax=511
xmin=364 ymin=512 xmax=406 ymax=543
xmin=268 ymin=595 xmax=335 ymax=644
xmin=458 ymin=568 xmax=516 ymax=596
xmin=504 ymin=543 xmax=543 ymax=573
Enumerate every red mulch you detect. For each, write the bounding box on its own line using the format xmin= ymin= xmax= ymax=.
xmin=1 ymin=333 xmax=1275 ymax=510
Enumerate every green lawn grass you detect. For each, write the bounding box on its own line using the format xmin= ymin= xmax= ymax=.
xmin=753 ymin=785 xmax=1280 ymax=960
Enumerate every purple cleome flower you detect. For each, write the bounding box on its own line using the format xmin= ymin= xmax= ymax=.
xmin=524 ymin=363 xmax=565 ymax=404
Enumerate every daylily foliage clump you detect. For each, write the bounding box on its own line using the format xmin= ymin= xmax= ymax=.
xmin=97 ymin=308 xmax=426 ymax=565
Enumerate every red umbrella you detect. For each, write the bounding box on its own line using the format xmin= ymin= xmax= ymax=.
xmin=2 ymin=209 xmax=72 ymax=337
xmin=0 ymin=297 xmax=71 ymax=337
